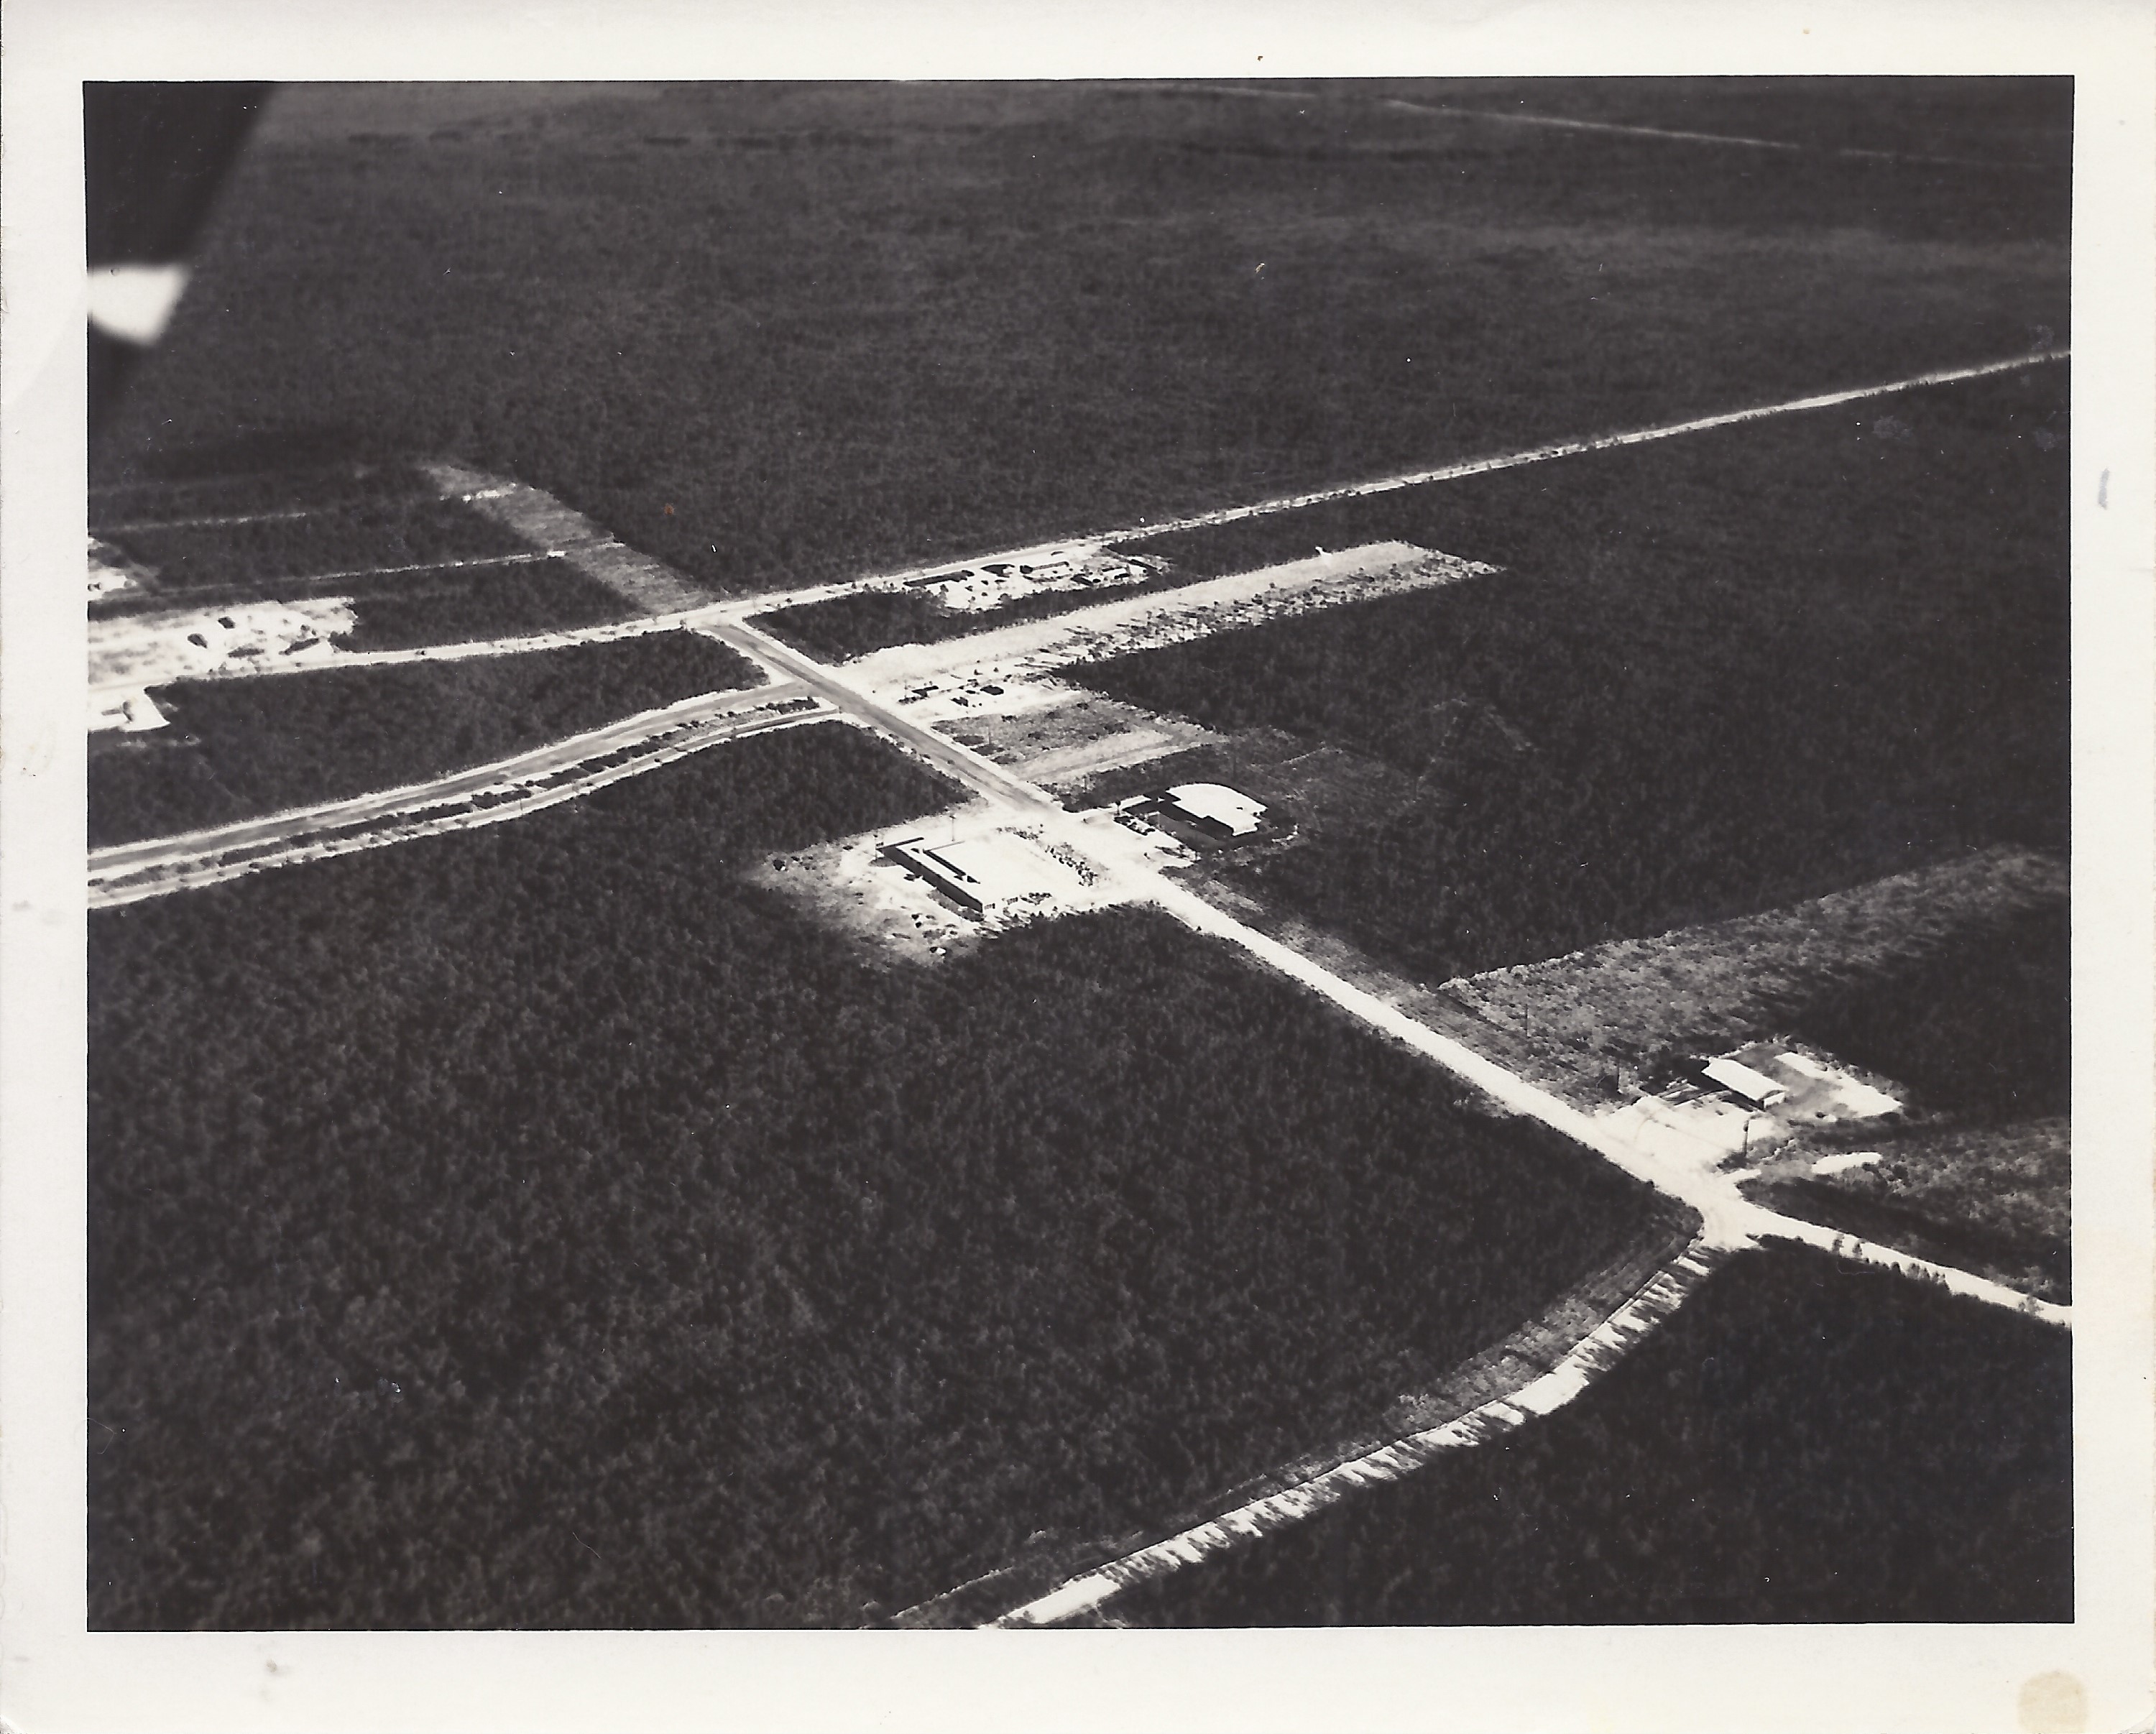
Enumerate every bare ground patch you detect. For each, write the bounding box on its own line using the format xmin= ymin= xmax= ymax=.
xmin=939 ymin=693 xmax=1225 ymax=783
xmin=745 ymin=803 xmax=1137 ymax=966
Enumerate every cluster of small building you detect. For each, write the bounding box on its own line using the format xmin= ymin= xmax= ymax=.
xmin=898 ymin=547 xmax=1164 ymax=614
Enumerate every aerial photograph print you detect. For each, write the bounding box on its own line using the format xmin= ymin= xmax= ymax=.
xmin=81 ymin=74 xmax=2074 ymax=1636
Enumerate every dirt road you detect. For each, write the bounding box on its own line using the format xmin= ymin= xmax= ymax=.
xmin=88 ymin=682 xmax=824 ymax=906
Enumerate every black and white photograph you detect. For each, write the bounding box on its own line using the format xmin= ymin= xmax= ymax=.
xmin=4 ymin=4 xmax=2152 ymax=1731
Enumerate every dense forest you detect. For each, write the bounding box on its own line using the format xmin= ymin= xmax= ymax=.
xmin=88 ymin=724 xmax=1670 ymax=1628
xmin=88 ymin=630 xmax=760 ymax=845
xmin=1078 ymin=367 xmax=2068 ymax=981
xmin=1109 ymin=1245 xmax=2072 ymax=1625
xmin=92 ymin=80 xmax=2066 ymax=594
xmin=1793 ymin=901 xmax=2068 ymax=1120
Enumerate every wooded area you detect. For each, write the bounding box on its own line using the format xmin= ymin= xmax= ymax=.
xmin=92 ymin=81 xmax=2066 ymax=596
xmin=89 ymin=630 xmax=760 ymax=844
xmin=1082 ymin=368 xmax=2068 ymax=980
xmin=1110 ymin=1245 xmax=2072 ymax=1625
xmin=100 ymin=497 xmax=530 ymax=593
xmin=89 ymin=724 xmax=1667 ymax=1628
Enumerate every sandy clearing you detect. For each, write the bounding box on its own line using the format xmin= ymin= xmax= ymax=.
xmin=88 ymin=597 xmax=359 ymax=690
xmin=851 ymin=543 xmax=1485 ymax=721
xmin=1017 ymin=727 xmax=1192 ymax=784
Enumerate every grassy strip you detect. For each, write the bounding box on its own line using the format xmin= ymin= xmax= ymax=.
xmin=88 ymin=630 xmax=762 ymax=846
xmin=1079 ymin=366 xmax=2067 ymax=981
xmin=1106 ymin=1244 xmax=2071 ymax=1625
xmin=88 ymin=724 xmax=1669 ymax=1628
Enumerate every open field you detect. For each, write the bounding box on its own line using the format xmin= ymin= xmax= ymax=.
xmin=96 ymin=80 xmax=2066 ymax=594
xmin=1103 ymin=1244 xmax=2071 ymax=1625
xmin=89 ymin=724 xmax=1672 ymax=1628
xmin=843 ymin=543 xmax=1480 ymax=727
xmin=88 ymin=630 xmax=762 ymax=846
xmin=1079 ymin=366 xmax=2066 ymax=982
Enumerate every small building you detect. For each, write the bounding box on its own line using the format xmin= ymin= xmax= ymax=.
xmin=1701 ymin=1056 xmax=1791 ymax=1108
xmin=1161 ymin=782 xmax=1268 ymax=839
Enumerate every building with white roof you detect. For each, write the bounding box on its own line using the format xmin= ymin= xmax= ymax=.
xmin=880 ymin=832 xmax=1058 ymax=917
xmin=1701 ymin=1056 xmax=1791 ymax=1107
xmin=1161 ymin=783 xmax=1267 ymax=838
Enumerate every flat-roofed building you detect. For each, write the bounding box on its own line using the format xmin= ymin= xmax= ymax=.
xmin=880 ymin=832 xmax=1056 ymax=917
xmin=1161 ymin=782 xmax=1267 ymax=838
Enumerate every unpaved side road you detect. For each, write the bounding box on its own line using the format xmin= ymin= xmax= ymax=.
xmin=88 ymin=684 xmax=825 ymax=906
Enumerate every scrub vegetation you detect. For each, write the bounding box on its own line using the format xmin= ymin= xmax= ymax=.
xmin=89 ymin=724 xmax=1668 ymax=1628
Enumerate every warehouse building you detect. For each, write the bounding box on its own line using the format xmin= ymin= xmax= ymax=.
xmin=880 ymin=832 xmax=1054 ymax=918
